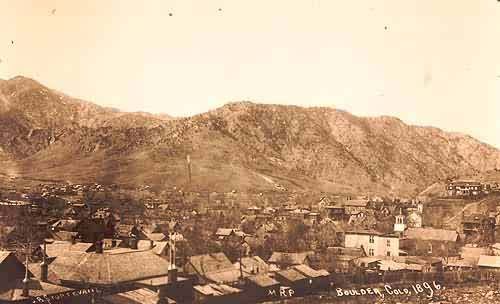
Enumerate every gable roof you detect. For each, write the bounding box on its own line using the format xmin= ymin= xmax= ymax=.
xmin=404 ymin=228 xmax=458 ymax=242
xmin=246 ymin=274 xmax=280 ymax=287
xmin=344 ymin=199 xmax=369 ymax=207
xmin=477 ymin=255 xmax=500 ymax=268
xmin=0 ymin=251 xmax=12 ymax=264
xmin=45 ymin=241 xmax=94 ymax=258
xmin=187 ymin=253 xmax=233 ymax=272
xmin=292 ymin=264 xmax=329 ymax=278
xmin=233 ymin=256 xmax=269 ymax=277
xmin=276 ymin=268 xmax=307 ymax=282
xmin=49 ymin=250 xmax=171 ymax=285
xmin=268 ymin=252 xmax=313 ymax=265
xmin=215 ymin=228 xmax=235 ymax=237
xmin=153 ymin=241 xmax=169 ymax=255
xmin=204 ymin=269 xmax=241 ymax=284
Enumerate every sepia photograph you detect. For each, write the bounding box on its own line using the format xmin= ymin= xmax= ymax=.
xmin=0 ymin=1 xmax=499 ymax=303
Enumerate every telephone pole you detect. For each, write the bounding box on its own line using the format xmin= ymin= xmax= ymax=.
xmin=186 ymin=154 xmax=192 ymax=186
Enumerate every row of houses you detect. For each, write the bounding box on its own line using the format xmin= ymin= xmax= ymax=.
xmin=446 ymin=180 xmax=498 ymax=197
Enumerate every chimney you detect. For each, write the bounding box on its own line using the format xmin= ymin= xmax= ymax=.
xmin=95 ymin=240 xmax=104 ymax=254
xmin=168 ymin=267 xmax=178 ymax=284
xmin=168 ymin=232 xmax=178 ymax=283
xmin=149 ymin=239 xmax=154 ymax=250
xmin=129 ymin=238 xmax=138 ymax=250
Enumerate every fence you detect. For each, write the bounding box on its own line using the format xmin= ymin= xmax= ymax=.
xmin=329 ymin=269 xmax=500 ymax=288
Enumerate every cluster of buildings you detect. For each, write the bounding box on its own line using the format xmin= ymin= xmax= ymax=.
xmin=446 ymin=180 xmax=498 ymax=198
xmin=2 ymin=181 xmax=500 ymax=303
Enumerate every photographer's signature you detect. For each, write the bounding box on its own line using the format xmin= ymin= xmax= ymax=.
xmin=336 ymin=281 xmax=442 ymax=299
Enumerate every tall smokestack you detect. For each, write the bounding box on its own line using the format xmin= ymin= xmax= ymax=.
xmin=22 ymin=250 xmax=30 ymax=297
xmin=40 ymin=241 xmax=48 ymax=282
xmin=168 ymin=232 xmax=178 ymax=283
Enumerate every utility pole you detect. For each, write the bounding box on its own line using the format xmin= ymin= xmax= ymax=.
xmin=239 ymin=235 xmax=245 ymax=281
xmin=186 ymin=154 xmax=192 ymax=186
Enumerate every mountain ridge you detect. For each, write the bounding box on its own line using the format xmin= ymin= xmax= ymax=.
xmin=0 ymin=76 xmax=499 ymax=196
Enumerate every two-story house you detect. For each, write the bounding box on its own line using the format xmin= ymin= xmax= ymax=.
xmin=344 ymin=229 xmax=399 ymax=257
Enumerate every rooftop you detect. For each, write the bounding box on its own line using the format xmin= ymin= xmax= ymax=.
xmin=477 ymin=255 xmax=500 ymax=268
xmin=49 ymin=249 xmax=171 ymax=285
xmin=276 ymin=268 xmax=307 ymax=282
xmin=193 ymin=283 xmax=242 ymax=296
xmin=246 ymin=274 xmax=280 ymax=287
xmin=292 ymin=264 xmax=329 ymax=278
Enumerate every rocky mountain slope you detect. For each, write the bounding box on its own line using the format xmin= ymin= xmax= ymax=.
xmin=1 ymin=76 xmax=499 ymax=196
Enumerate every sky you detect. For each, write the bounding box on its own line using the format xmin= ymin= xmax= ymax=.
xmin=1 ymin=0 xmax=499 ymax=148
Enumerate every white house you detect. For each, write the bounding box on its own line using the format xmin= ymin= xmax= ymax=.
xmin=344 ymin=229 xmax=399 ymax=257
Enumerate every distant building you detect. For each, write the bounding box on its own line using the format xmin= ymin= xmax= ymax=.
xmin=401 ymin=227 xmax=460 ymax=257
xmin=0 ymin=251 xmax=74 ymax=303
xmin=406 ymin=210 xmax=423 ymax=228
xmin=446 ymin=181 xmax=483 ymax=197
xmin=184 ymin=252 xmax=241 ymax=285
xmin=233 ymin=256 xmax=270 ymax=277
xmin=268 ymin=251 xmax=314 ymax=270
xmin=323 ymin=204 xmax=345 ymax=221
xmin=344 ymin=229 xmax=399 ymax=257
xmin=394 ymin=209 xmax=405 ymax=233
xmin=344 ymin=199 xmax=369 ymax=217
xmin=462 ymin=213 xmax=495 ymax=243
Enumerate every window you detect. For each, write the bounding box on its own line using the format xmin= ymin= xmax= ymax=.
xmin=387 ymin=251 xmax=391 ymax=256
xmin=369 ymin=235 xmax=375 ymax=243
xmin=369 ymin=249 xmax=374 ymax=256
xmin=387 ymin=239 xmax=391 ymax=247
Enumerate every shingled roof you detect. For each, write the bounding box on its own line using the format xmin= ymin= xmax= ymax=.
xmin=292 ymin=264 xmax=329 ymax=278
xmin=187 ymin=253 xmax=233 ymax=274
xmin=276 ymin=268 xmax=307 ymax=283
xmin=45 ymin=241 xmax=94 ymax=258
xmin=246 ymin=274 xmax=280 ymax=288
xmin=49 ymin=249 xmax=171 ymax=285
xmin=186 ymin=253 xmax=240 ymax=284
